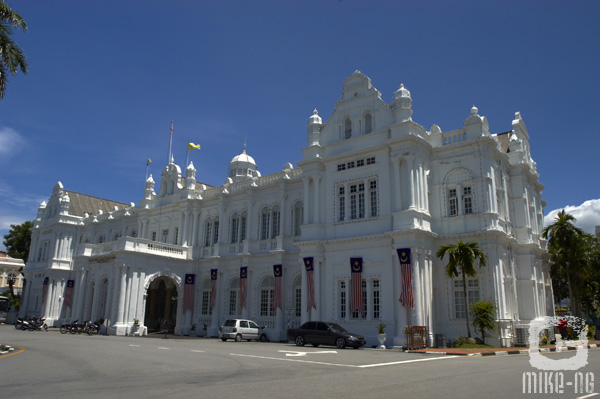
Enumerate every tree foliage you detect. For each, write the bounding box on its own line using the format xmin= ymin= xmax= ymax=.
xmin=542 ymin=210 xmax=600 ymax=319
xmin=0 ymin=0 xmax=28 ymax=98
xmin=436 ymin=240 xmax=488 ymax=338
xmin=3 ymin=220 xmax=32 ymax=260
xmin=470 ymin=300 xmax=497 ymax=344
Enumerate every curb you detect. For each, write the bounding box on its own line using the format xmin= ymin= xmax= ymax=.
xmin=413 ymin=344 xmax=598 ymax=357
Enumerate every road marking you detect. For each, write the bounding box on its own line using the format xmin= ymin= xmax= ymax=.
xmin=129 ymin=344 xmax=140 ymax=347
xmin=231 ymin=353 xmax=357 ymax=367
xmin=0 ymin=346 xmax=25 ymax=358
xmin=157 ymin=347 xmax=170 ymax=350
xmin=357 ymin=356 xmax=460 ymax=368
xmin=230 ymin=353 xmax=458 ymax=368
xmin=278 ymin=350 xmax=337 ymax=357
xmin=578 ymin=394 xmax=599 ymax=399
xmin=190 ymin=350 xmax=205 ymax=353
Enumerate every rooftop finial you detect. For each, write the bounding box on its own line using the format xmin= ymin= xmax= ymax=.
xmin=243 ymin=136 xmax=247 ymax=153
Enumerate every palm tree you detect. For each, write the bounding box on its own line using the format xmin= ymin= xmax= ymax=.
xmin=0 ymin=0 xmax=28 ymax=98
xmin=436 ymin=240 xmax=488 ymax=338
xmin=542 ymin=210 xmax=585 ymax=317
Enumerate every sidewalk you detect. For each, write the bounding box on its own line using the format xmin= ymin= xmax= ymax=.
xmin=408 ymin=340 xmax=600 ymax=357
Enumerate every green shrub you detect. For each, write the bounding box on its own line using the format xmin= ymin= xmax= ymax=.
xmin=587 ymin=325 xmax=596 ymax=340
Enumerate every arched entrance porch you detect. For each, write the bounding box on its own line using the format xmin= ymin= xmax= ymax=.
xmin=144 ymin=276 xmax=178 ymax=333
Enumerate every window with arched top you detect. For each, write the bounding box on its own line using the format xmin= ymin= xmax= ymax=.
xmin=271 ymin=206 xmax=280 ymax=238
xmin=260 ymin=207 xmax=270 ymax=240
xmin=201 ymin=279 xmax=212 ymax=315
xmin=364 ymin=113 xmax=372 ymax=134
xmin=260 ymin=276 xmax=275 ymax=317
xmin=212 ymin=218 xmax=219 ymax=244
xmin=230 ymin=213 xmax=239 ymax=243
xmin=344 ymin=118 xmax=352 ymax=139
xmin=204 ymin=219 xmax=213 ymax=247
xmin=293 ymin=202 xmax=303 ymax=237
xmin=228 ymin=277 xmax=241 ymax=316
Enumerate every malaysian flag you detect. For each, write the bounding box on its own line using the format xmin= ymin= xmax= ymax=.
xmin=350 ymin=258 xmax=363 ymax=316
xmin=183 ymin=274 xmax=195 ymax=313
xmin=273 ymin=264 xmax=283 ymax=313
xmin=210 ymin=269 xmax=217 ymax=310
xmin=64 ymin=279 xmax=75 ymax=309
xmin=240 ymin=267 xmax=248 ymax=309
xmin=42 ymin=277 xmax=49 ymax=304
xmin=397 ymin=248 xmax=414 ymax=308
xmin=303 ymin=257 xmax=316 ymax=312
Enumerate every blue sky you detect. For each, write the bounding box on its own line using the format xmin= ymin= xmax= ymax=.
xmin=2 ymin=0 xmax=600 ymax=247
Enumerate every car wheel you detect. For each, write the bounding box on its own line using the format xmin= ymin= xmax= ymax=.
xmin=221 ymin=338 xmax=227 ymax=342
xmin=336 ymin=338 xmax=346 ymax=349
xmin=295 ymin=336 xmax=305 ymax=347
xmin=312 ymin=344 xmax=319 ymax=347
xmin=260 ymin=334 xmax=268 ymax=342
xmin=235 ymin=334 xmax=242 ymax=342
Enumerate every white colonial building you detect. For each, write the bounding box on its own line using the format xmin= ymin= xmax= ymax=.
xmin=20 ymin=72 xmax=552 ymax=347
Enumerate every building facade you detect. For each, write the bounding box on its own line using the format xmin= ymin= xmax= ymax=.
xmin=20 ymin=72 xmax=552 ymax=347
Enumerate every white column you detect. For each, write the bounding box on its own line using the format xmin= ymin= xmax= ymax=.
xmin=303 ymin=179 xmax=310 ymax=224
xmin=392 ymin=157 xmax=401 ymax=212
xmin=407 ymin=157 xmax=416 ymax=209
xmin=313 ymin=176 xmax=320 ymax=224
xmin=191 ymin=212 xmax=199 ymax=247
xmin=115 ymin=266 xmax=127 ymax=325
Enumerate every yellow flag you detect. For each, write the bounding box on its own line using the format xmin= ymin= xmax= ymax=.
xmin=188 ymin=143 xmax=201 ymax=151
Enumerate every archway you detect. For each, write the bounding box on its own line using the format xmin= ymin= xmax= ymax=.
xmin=144 ymin=276 xmax=178 ymax=333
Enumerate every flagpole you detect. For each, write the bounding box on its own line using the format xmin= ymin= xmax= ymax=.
xmin=185 ymin=147 xmax=190 ymax=176
xmin=168 ymin=121 xmax=174 ymax=164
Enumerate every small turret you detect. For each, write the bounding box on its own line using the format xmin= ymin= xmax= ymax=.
xmin=393 ymin=84 xmax=413 ymax=122
xmin=307 ymin=109 xmax=322 ymax=146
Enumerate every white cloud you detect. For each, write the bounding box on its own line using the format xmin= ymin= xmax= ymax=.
xmin=544 ymin=199 xmax=600 ymax=235
xmin=0 ymin=126 xmax=26 ymax=158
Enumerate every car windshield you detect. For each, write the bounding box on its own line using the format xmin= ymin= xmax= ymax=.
xmin=328 ymin=323 xmax=347 ymax=333
xmin=222 ymin=319 xmax=237 ymax=327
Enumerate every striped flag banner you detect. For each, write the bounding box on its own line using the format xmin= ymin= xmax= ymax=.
xmin=183 ymin=274 xmax=195 ymax=313
xmin=303 ymin=257 xmax=316 ymax=312
xmin=240 ymin=267 xmax=248 ymax=309
xmin=350 ymin=258 xmax=363 ymax=316
xmin=64 ymin=279 xmax=75 ymax=309
xmin=42 ymin=277 xmax=49 ymax=304
xmin=210 ymin=269 xmax=218 ymax=310
xmin=273 ymin=264 xmax=283 ymax=313
xmin=397 ymin=248 xmax=414 ymax=308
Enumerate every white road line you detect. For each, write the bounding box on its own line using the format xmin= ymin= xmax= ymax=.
xmin=230 ymin=353 xmax=458 ymax=368
xmin=578 ymin=393 xmax=599 ymax=399
xmin=129 ymin=344 xmax=140 ymax=347
xmin=190 ymin=350 xmax=205 ymax=353
xmin=357 ymin=356 xmax=460 ymax=368
xmin=157 ymin=347 xmax=170 ymax=350
xmin=230 ymin=353 xmax=358 ymax=367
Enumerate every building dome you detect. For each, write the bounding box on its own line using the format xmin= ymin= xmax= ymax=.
xmin=230 ymin=149 xmax=256 ymax=166
xmin=228 ymin=147 xmax=260 ymax=183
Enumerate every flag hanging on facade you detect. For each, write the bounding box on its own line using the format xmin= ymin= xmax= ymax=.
xmin=183 ymin=274 xmax=195 ymax=313
xmin=303 ymin=257 xmax=316 ymax=312
xmin=240 ymin=267 xmax=248 ymax=309
xmin=64 ymin=279 xmax=75 ymax=309
xmin=397 ymin=248 xmax=414 ymax=308
xmin=350 ymin=258 xmax=363 ymax=316
xmin=188 ymin=142 xmax=201 ymax=151
xmin=41 ymin=277 xmax=49 ymax=304
xmin=273 ymin=264 xmax=283 ymax=313
xmin=210 ymin=269 xmax=218 ymax=310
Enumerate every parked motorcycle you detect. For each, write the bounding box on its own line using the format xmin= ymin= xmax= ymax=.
xmin=60 ymin=319 xmax=79 ymax=334
xmin=15 ymin=316 xmax=48 ymax=331
xmin=85 ymin=318 xmax=104 ymax=335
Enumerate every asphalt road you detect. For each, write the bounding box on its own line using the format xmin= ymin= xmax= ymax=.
xmin=1 ymin=324 xmax=598 ymax=399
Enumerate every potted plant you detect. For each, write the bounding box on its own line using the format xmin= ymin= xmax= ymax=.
xmin=190 ymin=324 xmax=196 ymax=336
xmin=376 ymin=322 xmax=386 ymax=349
xmin=131 ymin=319 xmax=140 ymax=335
xmin=202 ymin=323 xmax=208 ymax=337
